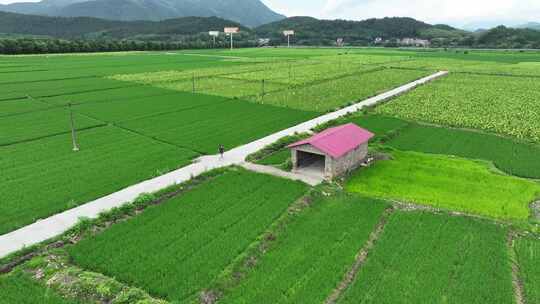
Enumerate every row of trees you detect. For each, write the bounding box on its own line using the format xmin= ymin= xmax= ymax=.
xmin=0 ymin=37 xmax=257 ymax=54
xmin=1 ymin=26 xmax=539 ymax=54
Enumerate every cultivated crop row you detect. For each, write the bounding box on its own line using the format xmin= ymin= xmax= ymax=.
xmin=387 ymin=122 xmax=540 ymax=179
xmin=346 ymin=150 xmax=540 ymax=220
xmin=118 ymin=100 xmax=317 ymax=154
xmin=0 ymin=126 xmax=197 ymax=234
xmin=0 ymin=107 xmax=103 ymax=146
xmin=338 ymin=212 xmax=514 ymax=303
xmin=249 ymin=69 xmax=429 ymax=112
xmin=218 ymin=193 xmax=387 ymax=304
xmin=377 ymin=74 xmax=540 ymax=141
xmin=0 ymin=271 xmax=76 ymax=304
xmin=515 ymin=236 xmax=540 ymax=303
xmin=68 ymin=170 xmax=307 ymax=302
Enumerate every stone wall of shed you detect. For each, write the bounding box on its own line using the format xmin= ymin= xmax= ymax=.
xmin=327 ymin=142 xmax=368 ymax=177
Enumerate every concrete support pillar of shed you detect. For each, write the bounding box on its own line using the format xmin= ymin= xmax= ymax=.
xmin=291 ymin=150 xmax=298 ymax=171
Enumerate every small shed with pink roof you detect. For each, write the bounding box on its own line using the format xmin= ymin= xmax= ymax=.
xmin=287 ymin=123 xmax=374 ymax=179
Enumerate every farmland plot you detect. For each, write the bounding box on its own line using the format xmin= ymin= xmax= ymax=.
xmin=39 ymin=85 xmax=179 ymax=106
xmin=0 ymin=107 xmax=104 ymax=146
xmin=376 ymin=73 xmax=540 ymax=141
xmin=0 ymin=77 xmax=135 ymax=101
xmin=222 ymin=60 xmax=385 ymax=86
xmin=387 ymin=122 xmax=540 ymax=179
xmin=386 ymin=57 xmax=540 ymax=77
xmin=247 ymin=68 xmax=430 ymax=112
xmin=73 ymin=90 xmax=228 ymax=123
xmin=118 ymin=100 xmax=317 ymax=154
xmin=315 ymin=114 xmax=410 ymax=139
xmin=319 ymin=113 xmax=540 ymax=179
xmin=346 ymin=151 xmax=540 ymax=220
xmin=219 ymin=194 xmax=387 ymax=304
xmin=111 ymin=58 xmax=428 ymax=112
xmin=338 ymin=212 xmax=514 ymax=304
xmin=159 ymin=76 xmax=288 ymax=99
xmin=515 ymin=236 xmax=540 ymax=303
xmin=0 ymin=52 xmax=241 ymax=84
xmin=109 ymin=59 xmax=309 ymax=86
xmin=0 ymin=98 xmax=51 ymax=117
xmin=0 ymin=126 xmax=196 ymax=234
xmin=68 ymin=170 xmax=307 ymax=303
xmin=0 ymin=271 xmax=78 ymax=304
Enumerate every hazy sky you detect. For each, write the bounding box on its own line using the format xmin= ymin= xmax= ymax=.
xmin=261 ymin=0 xmax=540 ymax=27
xmin=0 ymin=0 xmax=538 ymax=27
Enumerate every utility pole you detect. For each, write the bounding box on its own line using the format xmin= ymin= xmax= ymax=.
xmin=230 ymin=33 xmax=234 ymax=50
xmin=68 ymin=103 xmax=79 ymax=152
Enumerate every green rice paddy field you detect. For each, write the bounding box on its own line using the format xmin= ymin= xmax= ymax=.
xmin=2 ymin=48 xmax=540 ymax=304
xmin=0 ymin=271 xmax=78 ymax=304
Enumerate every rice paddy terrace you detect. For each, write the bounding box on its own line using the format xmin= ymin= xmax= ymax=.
xmin=1 ymin=48 xmax=539 ymax=304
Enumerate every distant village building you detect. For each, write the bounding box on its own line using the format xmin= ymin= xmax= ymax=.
xmin=374 ymin=37 xmax=384 ymax=44
xmin=399 ymin=38 xmax=431 ymax=47
xmin=288 ymin=123 xmax=374 ymax=179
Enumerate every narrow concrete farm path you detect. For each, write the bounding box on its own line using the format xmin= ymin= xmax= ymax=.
xmin=0 ymin=71 xmax=448 ymax=258
xmin=240 ymin=162 xmax=324 ymax=186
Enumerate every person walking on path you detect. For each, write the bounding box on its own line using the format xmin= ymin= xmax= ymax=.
xmin=219 ymin=144 xmax=225 ymax=159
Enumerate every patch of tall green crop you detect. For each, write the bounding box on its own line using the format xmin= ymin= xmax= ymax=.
xmin=515 ymin=236 xmax=540 ymax=303
xmin=118 ymin=99 xmax=318 ymax=154
xmin=0 ymin=271 xmax=78 ymax=304
xmin=0 ymin=126 xmax=196 ymax=234
xmin=388 ymin=123 xmax=540 ymax=179
xmin=338 ymin=212 xmax=514 ymax=304
xmin=219 ymin=193 xmax=387 ymax=304
xmin=376 ymin=74 xmax=540 ymax=141
xmin=68 ymin=170 xmax=307 ymax=303
xmin=346 ymin=150 xmax=540 ymax=220
xmin=0 ymin=108 xmax=104 ymax=146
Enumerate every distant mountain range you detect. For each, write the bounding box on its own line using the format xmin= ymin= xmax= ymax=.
xmin=255 ymin=17 xmax=467 ymax=45
xmin=0 ymin=11 xmax=539 ymax=51
xmin=0 ymin=0 xmax=285 ymax=27
xmin=517 ymin=22 xmax=540 ymax=31
xmin=0 ymin=11 xmax=248 ymax=39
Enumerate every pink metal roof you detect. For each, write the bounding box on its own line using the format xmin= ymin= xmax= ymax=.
xmin=288 ymin=123 xmax=374 ymax=158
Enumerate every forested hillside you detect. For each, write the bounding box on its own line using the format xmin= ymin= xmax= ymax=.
xmin=0 ymin=0 xmax=284 ymax=27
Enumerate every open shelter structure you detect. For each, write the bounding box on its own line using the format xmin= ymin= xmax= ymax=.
xmin=288 ymin=123 xmax=374 ymax=179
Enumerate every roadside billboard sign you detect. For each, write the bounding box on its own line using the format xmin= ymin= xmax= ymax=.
xmin=224 ymin=27 xmax=239 ymax=34
xmin=283 ymin=30 xmax=295 ymax=36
